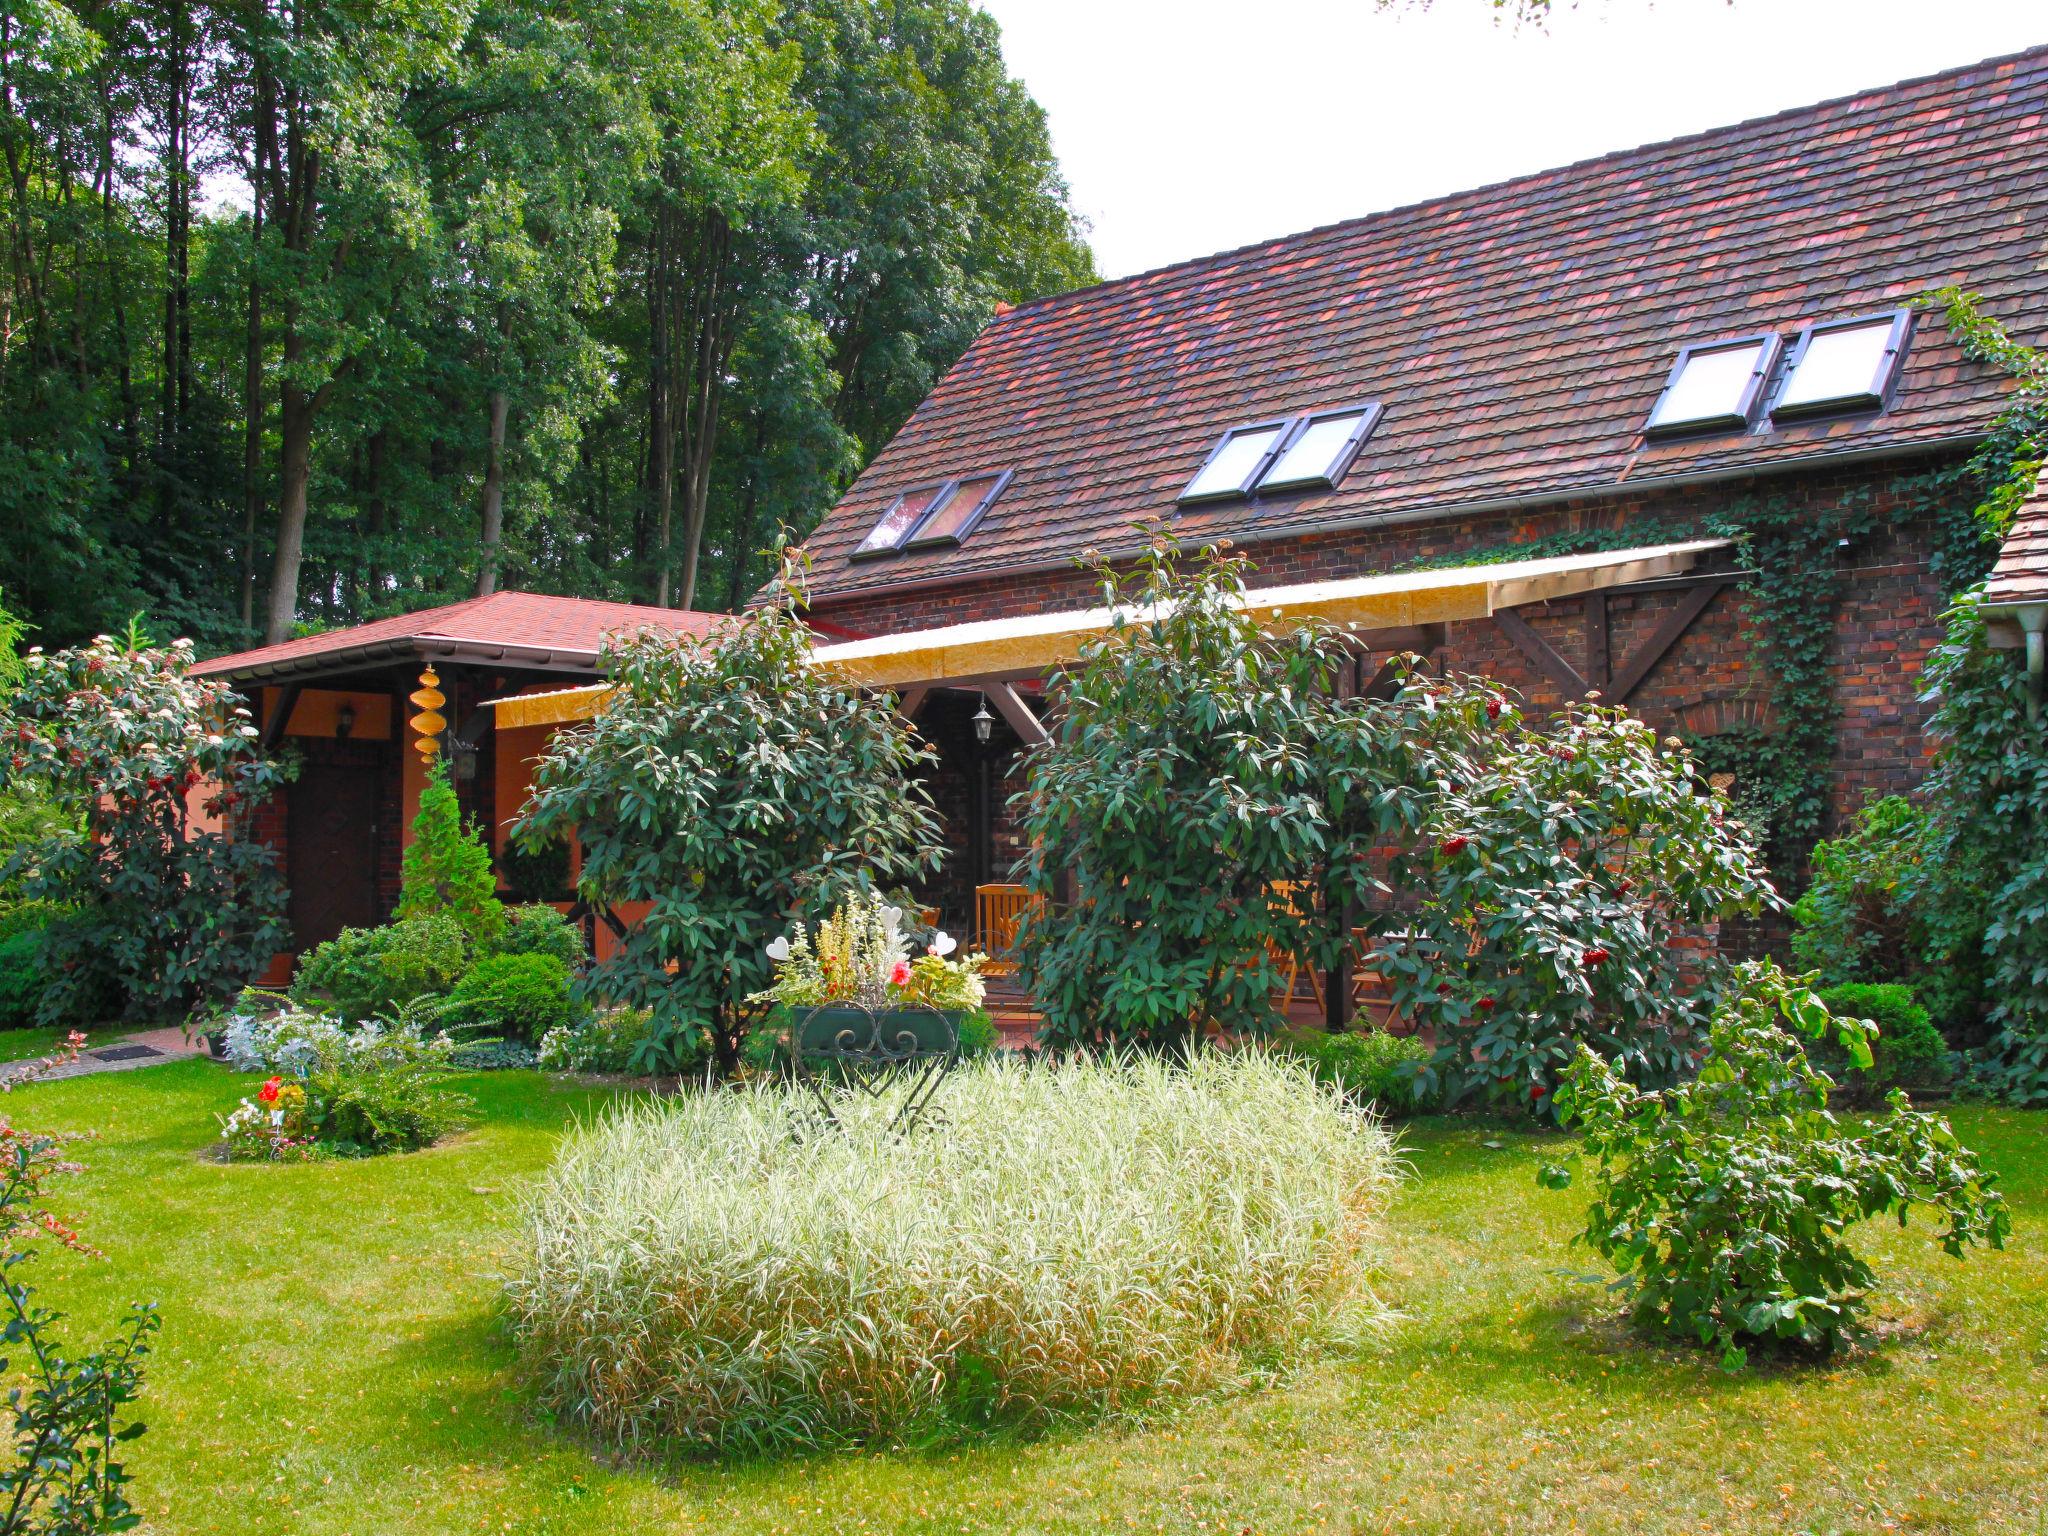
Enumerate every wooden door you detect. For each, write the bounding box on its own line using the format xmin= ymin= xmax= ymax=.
xmin=286 ymin=758 xmax=384 ymax=952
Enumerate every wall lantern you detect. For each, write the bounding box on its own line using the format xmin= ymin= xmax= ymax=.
xmin=972 ymin=693 xmax=995 ymax=745
xmin=334 ymin=702 xmax=356 ymax=740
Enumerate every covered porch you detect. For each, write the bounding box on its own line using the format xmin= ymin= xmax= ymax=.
xmin=497 ymin=538 xmax=1738 ymax=1032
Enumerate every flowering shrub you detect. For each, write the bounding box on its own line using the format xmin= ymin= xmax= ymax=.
xmin=0 ymin=628 xmax=290 ymax=1023
xmin=1543 ymin=962 xmax=2009 ymax=1369
xmin=1382 ymin=695 xmax=1775 ymax=1114
xmin=751 ymin=892 xmax=987 ymax=1013
xmin=214 ymin=995 xmax=472 ymax=1157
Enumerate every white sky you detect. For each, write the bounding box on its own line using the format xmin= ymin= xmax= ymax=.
xmin=976 ymin=0 xmax=2047 ymax=280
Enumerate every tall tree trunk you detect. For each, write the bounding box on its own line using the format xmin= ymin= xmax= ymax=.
xmin=364 ymin=426 xmax=386 ymax=599
xmin=475 ymin=388 xmax=509 ymax=595
xmin=241 ymin=178 xmax=264 ymax=636
xmin=266 ymin=370 xmax=313 ymax=644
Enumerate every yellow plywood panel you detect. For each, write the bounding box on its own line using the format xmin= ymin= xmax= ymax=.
xmin=493 ymin=685 xmax=612 ymax=729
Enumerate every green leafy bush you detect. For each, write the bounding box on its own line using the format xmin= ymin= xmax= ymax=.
xmin=1815 ymin=982 xmax=1950 ymax=1091
xmin=292 ymin=916 xmax=469 ymax=1022
xmin=517 ymin=592 xmax=941 ymax=1074
xmin=398 ymin=758 xmax=504 ymax=945
xmin=1281 ymin=1029 xmax=1434 ymax=1112
xmin=536 ymin=1006 xmax=672 ymax=1075
xmin=498 ymin=837 xmax=571 ymax=904
xmin=443 ymin=953 xmax=574 ymax=1043
xmin=508 ymin=1051 xmax=1395 ymax=1452
xmin=0 ymin=901 xmax=64 ymax=945
xmin=1545 ymin=962 xmax=2009 ymax=1370
xmin=302 ymin=1021 xmax=474 ymax=1155
xmin=483 ymin=904 xmax=583 ymax=969
xmin=447 ymin=1039 xmax=539 ymax=1071
xmin=0 ymin=930 xmax=44 ymax=1029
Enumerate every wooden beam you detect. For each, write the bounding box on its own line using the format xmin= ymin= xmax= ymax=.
xmin=893 ymin=685 xmax=929 ymax=730
xmin=260 ymin=683 xmax=303 ymax=751
xmin=1494 ymin=607 xmax=1589 ymax=697
xmin=1608 ymin=580 xmax=1725 ymax=703
xmin=1585 ymin=590 xmax=1610 ymax=692
xmin=987 ymin=680 xmax=1050 ymax=748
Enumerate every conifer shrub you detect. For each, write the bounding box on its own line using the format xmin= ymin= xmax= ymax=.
xmin=399 ymin=758 xmax=504 ymax=944
xmin=443 ymin=952 xmax=575 ymax=1043
xmin=509 ymin=1051 xmax=1394 ymax=1453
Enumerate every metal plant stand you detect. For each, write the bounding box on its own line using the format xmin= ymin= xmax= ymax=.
xmin=785 ymin=1001 xmax=962 ymax=1136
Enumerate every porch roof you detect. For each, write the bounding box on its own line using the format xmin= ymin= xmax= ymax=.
xmin=485 ymin=537 xmax=1730 ymax=728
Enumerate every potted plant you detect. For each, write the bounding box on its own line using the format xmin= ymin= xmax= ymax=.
xmin=753 ymin=893 xmax=988 ymax=1062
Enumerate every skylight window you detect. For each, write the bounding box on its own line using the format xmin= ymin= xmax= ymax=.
xmin=853 ymin=482 xmax=949 ymax=558
xmin=1770 ymin=311 xmax=1911 ymax=421
xmin=1179 ymin=420 xmax=1290 ymax=503
xmin=906 ymin=470 xmax=1011 ymax=550
xmin=1178 ymin=404 xmax=1382 ymax=504
xmin=1644 ymin=334 xmax=1777 ymax=437
xmin=1260 ymin=405 xmax=1382 ymax=490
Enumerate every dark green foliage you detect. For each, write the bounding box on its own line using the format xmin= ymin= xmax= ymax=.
xmin=517 ymin=595 xmax=943 ymax=1073
xmin=443 ymin=954 xmax=575 ymax=1044
xmin=1546 ymin=962 xmax=2009 ymax=1370
xmin=0 ymin=1117 xmax=158 ymax=1534
xmin=537 ymin=1006 xmax=679 ymax=1076
xmin=955 ymin=1009 xmax=999 ymax=1059
xmin=1815 ymin=983 xmax=1950 ymax=1091
xmin=0 ymin=631 xmax=289 ymax=1023
xmin=498 ymin=840 xmax=572 ymax=905
xmin=0 ymin=934 xmax=45 ymax=1031
xmin=291 ymin=917 xmax=470 ymax=1023
xmin=398 ymin=761 xmax=504 ymax=944
xmin=1014 ymin=542 xmax=1431 ymax=1051
xmin=1280 ymin=1030 xmax=1435 ymax=1113
xmin=0 ymin=0 xmax=1089 ymax=649
xmin=484 ymin=905 xmax=584 ymax=969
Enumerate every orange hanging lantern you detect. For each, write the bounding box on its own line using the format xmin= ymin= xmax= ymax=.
xmin=409 ymin=665 xmax=447 ymax=763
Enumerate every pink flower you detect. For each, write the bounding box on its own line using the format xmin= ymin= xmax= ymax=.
xmin=889 ymin=960 xmax=912 ymax=988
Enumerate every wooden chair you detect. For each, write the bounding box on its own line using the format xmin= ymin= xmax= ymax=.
xmin=974 ymin=883 xmax=1041 ymax=976
xmin=1265 ymin=881 xmax=1327 ymax=1014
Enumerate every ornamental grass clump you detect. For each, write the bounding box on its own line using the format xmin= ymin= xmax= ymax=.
xmin=508 ymin=1050 xmax=1395 ymax=1455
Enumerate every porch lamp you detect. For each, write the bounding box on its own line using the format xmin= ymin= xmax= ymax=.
xmin=972 ymin=693 xmax=995 ymax=744
xmin=334 ymin=701 xmax=356 ymax=740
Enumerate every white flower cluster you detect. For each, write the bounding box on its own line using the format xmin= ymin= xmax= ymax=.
xmin=221 ymin=999 xmax=432 ymax=1075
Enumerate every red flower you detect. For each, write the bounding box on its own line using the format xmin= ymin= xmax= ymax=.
xmin=1583 ymin=947 xmax=1610 ymax=968
xmin=1555 ymin=747 xmax=1576 ymax=762
xmin=257 ymin=1077 xmax=283 ymax=1104
xmin=1439 ymin=835 xmax=1469 ymax=856
xmin=1478 ymin=996 xmax=1496 ymax=1011
xmin=1485 ymin=697 xmax=1502 ymax=720
xmin=1532 ymin=1083 xmax=1547 ymax=1099
xmin=889 ymin=959 xmax=911 ymax=988
xmin=1616 ymin=878 xmax=1633 ymax=895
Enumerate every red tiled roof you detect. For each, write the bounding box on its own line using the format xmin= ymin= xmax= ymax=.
xmin=1985 ymin=476 xmax=2048 ymax=609
xmin=193 ymin=591 xmax=722 ymax=681
xmin=797 ymin=47 xmax=2048 ymax=604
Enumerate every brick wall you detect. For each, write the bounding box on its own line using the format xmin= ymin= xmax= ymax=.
xmin=808 ymin=456 xmax=1964 ymax=849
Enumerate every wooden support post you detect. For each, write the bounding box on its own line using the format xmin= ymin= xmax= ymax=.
xmin=1494 ymin=606 xmax=1590 ymax=697
xmin=1585 ymin=590 xmax=1610 ymax=693
xmin=987 ymin=680 xmax=1050 ymax=748
xmin=260 ymin=683 xmax=303 ymax=751
xmin=893 ymin=685 xmax=929 ymax=731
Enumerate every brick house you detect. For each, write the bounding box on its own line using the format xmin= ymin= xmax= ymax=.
xmin=755 ymin=47 xmax=2048 ymax=951
xmin=192 ymin=591 xmax=719 ymax=974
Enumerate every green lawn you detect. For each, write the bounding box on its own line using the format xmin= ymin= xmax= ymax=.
xmin=15 ymin=1060 xmax=2046 ymax=1534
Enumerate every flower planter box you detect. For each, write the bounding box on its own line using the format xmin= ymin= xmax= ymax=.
xmin=792 ymin=1004 xmax=962 ymax=1062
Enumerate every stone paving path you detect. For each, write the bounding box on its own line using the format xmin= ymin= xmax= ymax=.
xmin=24 ymin=1026 xmax=210 ymax=1083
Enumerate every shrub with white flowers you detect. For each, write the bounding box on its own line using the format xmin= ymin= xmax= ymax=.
xmin=0 ymin=623 xmax=290 ymax=1022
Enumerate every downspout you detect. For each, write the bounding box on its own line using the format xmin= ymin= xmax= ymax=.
xmin=2017 ymin=603 xmax=2048 ymax=723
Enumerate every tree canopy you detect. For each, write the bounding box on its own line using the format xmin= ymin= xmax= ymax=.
xmin=0 ymin=0 xmax=1094 ymax=651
